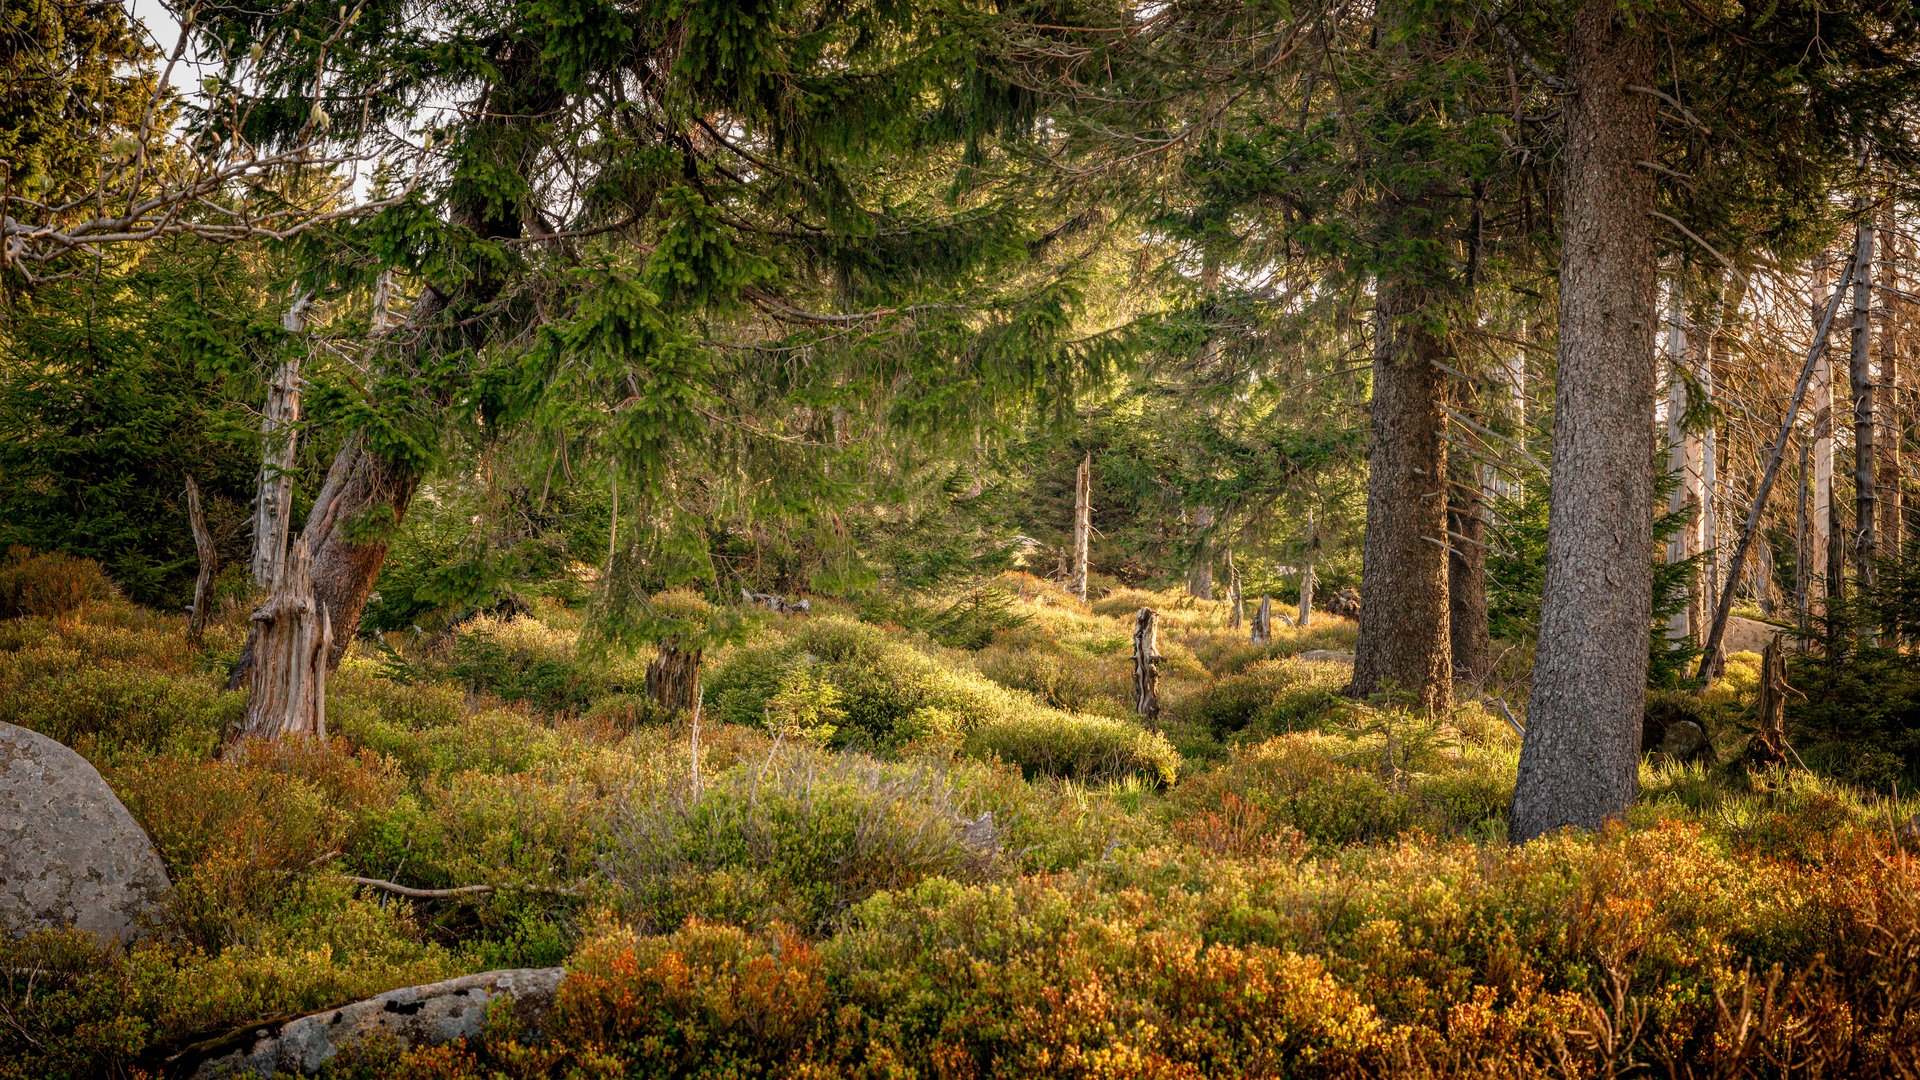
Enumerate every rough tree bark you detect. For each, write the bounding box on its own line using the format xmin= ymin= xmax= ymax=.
xmin=1812 ymin=252 xmax=1842 ymax=617
xmin=1877 ymin=207 xmax=1903 ymax=574
xmin=1508 ymin=0 xmax=1658 ymax=840
xmin=1132 ymin=607 xmax=1160 ymax=722
xmin=1447 ymin=461 xmax=1490 ymax=687
xmin=1070 ymin=453 xmax=1091 ymax=601
xmin=232 ymin=535 xmax=330 ymax=744
xmin=646 ymin=639 xmax=703 ymax=718
xmin=252 ymin=291 xmax=311 ymax=590
xmin=1351 ymin=272 xmax=1452 ymax=710
xmin=186 ymin=477 xmax=215 ymax=643
xmin=1662 ymin=275 xmax=1701 ymax=641
xmin=1850 ymin=219 xmax=1878 ymax=618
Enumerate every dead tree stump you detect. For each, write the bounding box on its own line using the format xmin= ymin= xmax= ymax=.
xmin=234 ymin=535 xmax=330 ymax=744
xmin=647 ymin=639 xmax=704 ymax=718
xmin=1748 ymin=636 xmax=1794 ymax=768
xmin=1132 ymin=607 xmax=1161 ymax=722
xmin=1251 ymin=597 xmax=1273 ymax=645
xmin=1070 ymin=453 xmax=1092 ymax=600
xmin=186 ymin=477 xmax=216 ymax=643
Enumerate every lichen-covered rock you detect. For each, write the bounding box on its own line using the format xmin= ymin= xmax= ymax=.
xmin=190 ymin=967 xmax=566 ymax=1077
xmin=0 ymin=720 xmax=170 ymax=944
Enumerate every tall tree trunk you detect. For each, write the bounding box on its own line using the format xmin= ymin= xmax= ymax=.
xmin=252 ymin=291 xmax=311 ymax=590
xmin=1225 ymin=546 xmax=1243 ymax=629
xmin=1662 ymin=275 xmax=1704 ymax=641
xmin=1878 ymin=207 xmax=1904 ymax=576
xmin=1298 ymin=510 xmax=1316 ymax=628
xmin=1850 ymin=217 xmax=1877 ymax=618
xmin=1812 ymin=253 xmax=1840 ymax=620
xmin=231 ymin=535 xmax=330 ymax=744
xmin=186 ymin=477 xmax=215 ymax=643
xmin=1351 ymin=273 xmax=1452 ymax=709
xmin=1508 ymin=0 xmax=1657 ymax=840
xmin=1797 ymin=434 xmax=1812 ymax=640
xmin=1070 ymin=452 xmax=1091 ymax=600
xmin=1448 ymin=465 xmax=1490 ymax=687
xmin=1188 ymin=505 xmax=1215 ymax=600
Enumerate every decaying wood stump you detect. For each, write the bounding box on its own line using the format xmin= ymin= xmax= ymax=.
xmin=1250 ymin=596 xmax=1273 ymax=645
xmin=647 ymin=639 xmax=704 ymax=718
xmin=1327 ymin=587 xmax=1362 ymax=620
xmin=186 ymin=477 xmax=216 ymax=643
xmin=234 ymin=535 xmax=330 ymax=744
xmin=1132 ymin=607 xmax=1160 ymax=722
xmin=1747 ymin=636 xmax=1794 ymax=768
xmin=1070 ymin=453 xmax=1092 ymax=600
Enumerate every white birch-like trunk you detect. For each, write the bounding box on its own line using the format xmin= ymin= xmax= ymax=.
xmin=1298 ymin=509 xmax=1316 ymax=628
xmin=1070 ymin=453 xmax=1091 ymax=600
xmin=1662 ymin=276 xmax=1701 ymax=641
xmin=1811 ymin=254 xmax=1835 ymax=618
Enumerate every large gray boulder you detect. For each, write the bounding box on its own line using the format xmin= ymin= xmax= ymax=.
xmin=0 ymin=720 xmax=170 ymax=944
xmin=189 ymin=967 xmax=567 ymax=1077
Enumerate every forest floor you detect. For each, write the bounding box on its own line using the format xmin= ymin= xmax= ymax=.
xmin=3 ymin=573 xmax=1918 ymax=1077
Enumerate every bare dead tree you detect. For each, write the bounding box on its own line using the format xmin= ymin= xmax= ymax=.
xmin=185 ymin=477 xmax=215 ymax=642
xmin=1132 ymin=607 xmax=1160 ymax=722
xmin=232 ymin=535 xmax=329 ymax=744
xmin=1070 ymin=453 xmax=1091 ymax=600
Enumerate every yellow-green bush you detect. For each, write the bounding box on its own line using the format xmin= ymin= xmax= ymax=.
xmin=705 ymin=616 xmax=1179 ymax=783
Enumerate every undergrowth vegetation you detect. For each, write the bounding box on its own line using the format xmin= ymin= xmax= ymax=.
xmin=3 ymin=580 xmax=1917 ymax=1078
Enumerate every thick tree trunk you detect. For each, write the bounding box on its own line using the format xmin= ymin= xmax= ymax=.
xmin=186 ymin=477 xmax=215 ymax=643
xmin=252 ymin=292 xmax=311 ymax=590
xmin=1188 ymin=505 xmax=1215 ymax=600
xmin=1070 ymin=453 xmax=1091 ymax=600
xmin=232 ymin=535 xmax=330 ymax=744
xmin=1850 ymin=218 xmax=1877 ymax=616
xmin=646 ymin=639 xmax=703 ymax=717
xmin=1132 ymin=607 xmax=1161 ymax=722
xmin=1509 ymin=0 xmax=1657 ymax=840
xmin=1351 ymin=273 xmax=1451 ymax=710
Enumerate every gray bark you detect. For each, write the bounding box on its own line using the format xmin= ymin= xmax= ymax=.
xmin=1850 ymin=218 xmax=1877 ymax=610
xmin=252 ymin=291 xmax=311 ymax=590
xmin=1070 ymin=453 xmax=1091 ymax=600
xmin=186 ymin=477 xmax=215 ymax=643
xmin=1509 ymin=0 xmax=1658 ymax=840
xmin=1132 ymin=607 xmax=1160 ymax=721
xmin=232 ymin=535 xmax=329 ymax=744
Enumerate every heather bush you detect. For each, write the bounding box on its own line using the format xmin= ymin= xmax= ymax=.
xmin=0 ymin=546 xmax=117 ymax=618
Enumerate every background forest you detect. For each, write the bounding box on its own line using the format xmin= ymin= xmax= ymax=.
xmin=4 ymin=0 xmax=1920 ymax=1076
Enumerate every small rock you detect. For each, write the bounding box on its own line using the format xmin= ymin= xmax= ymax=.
xmin=1296 ymin=650 xmax=1356 ymax=664
xmin=191 ymin=967 xmax=566 ymax=1077
xmin=1 ymin=721 xmax=171 ymax=944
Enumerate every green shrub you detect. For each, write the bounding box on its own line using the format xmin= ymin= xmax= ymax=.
xmin=1171 ymin=658 xmax=1347 ymax=738
xmin=704 ymin=616 xmax=1179 ymax=782
xmin=0 ymin=546 xmax=118 ymax=619
xmin=963 ymin=708 xmax=1180 ymax=786
xmin=608 ymin=752 xmax=1002 ymax=935
xmin=0 ymin=650 xmax=238 ymax=760
xmin=449 ymin=616 xmax=602 ymax=712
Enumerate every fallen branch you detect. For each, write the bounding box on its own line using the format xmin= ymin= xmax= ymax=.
xmin=342 ymin=876 xmax=585 ymax=900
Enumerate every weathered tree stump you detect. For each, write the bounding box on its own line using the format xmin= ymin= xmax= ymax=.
xmin=1132 ymin=607 xmax=1160 ymax=722
xmin=186 ymin=477 xmax=216 ymax=643
xmin=647 ymin=639 xmax=704 ymax=718
xmin=1250 ymin=596 xmax=1273 ymax=645
xmin=1747 ymin=636 xmax=1794 ymax=768
xmin=1070 ymin=453 xmax=1091 ymax=600
xmin=233 ymin=535 xmax=330 ymax=744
